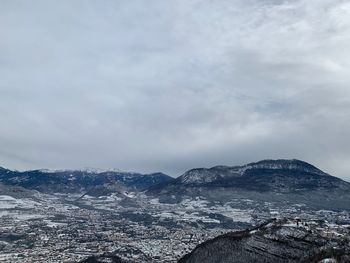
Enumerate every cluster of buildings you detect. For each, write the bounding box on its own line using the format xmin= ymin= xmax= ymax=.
xmin=0 ymin=192 xmax=349 ymax=262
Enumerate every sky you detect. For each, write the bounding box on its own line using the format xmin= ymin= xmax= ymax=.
xmin=1 ymin=0 xmax=350 ymax=180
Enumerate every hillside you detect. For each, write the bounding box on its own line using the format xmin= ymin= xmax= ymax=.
xmin=179 ymin=218 xmax=350 ymax=263
xmin=148 ymin=159 xmax=350 ymax=210
xmin=0 ymin=167 xmax=172 ymax=194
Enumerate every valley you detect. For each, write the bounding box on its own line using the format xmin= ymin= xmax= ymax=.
xmin=0 ymin=159 xmax=349 ymax=262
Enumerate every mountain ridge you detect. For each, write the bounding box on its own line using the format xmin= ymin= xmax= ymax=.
xmin=178 ymin=218 xmax=350 ymax=263
xmin=178 ymin=159 xmax=330 ymax=185
xmin=0 ymin=167 xmax=172 ymax=193
xmin=147 ymin=159 xmax=350 ymax=210
xmin=1 ymin=159 xmax=350 ymax=202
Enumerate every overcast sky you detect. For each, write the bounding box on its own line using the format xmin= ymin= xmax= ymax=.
xmin=1 ymin=0 xmax=350 ymax=180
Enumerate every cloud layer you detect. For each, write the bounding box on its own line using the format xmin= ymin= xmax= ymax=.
xmin=1 ymin=0 xmax=350 ymax=179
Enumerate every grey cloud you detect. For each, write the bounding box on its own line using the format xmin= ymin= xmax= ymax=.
xmin=0 ymin=0 xmax=350 ymax=180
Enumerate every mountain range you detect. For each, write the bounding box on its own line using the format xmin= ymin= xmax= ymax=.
xmin=1 ymin=159 xmax=350 ymax=210
xmin=0 ymin=167 xmax=172 ymax=193
xmin=0 ymin=159 xmax=349 ymax=262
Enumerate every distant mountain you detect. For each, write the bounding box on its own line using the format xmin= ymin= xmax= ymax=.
xmin=148 ymin=159 xmax=350 ymax=210
xmin=164 ymin=159 xmax=342 ymax=189
xmin=2 ymin=159 xmax=350 ymax=210
xmin=0 ymin=167 xmax=172 ymax=194
xmin=179 ymin=218 xmax=350 ymax=263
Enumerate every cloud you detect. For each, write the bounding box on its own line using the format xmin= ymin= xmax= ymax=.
xmin=0 ymin=0 xmax=350 ymax=180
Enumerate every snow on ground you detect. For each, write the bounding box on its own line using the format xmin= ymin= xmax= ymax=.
xmin=0 ymin=195 xmax=41 ymax=210
xmin=149 ymin=198 xmax=160 ymax=205
xmin=0 ymin=195 xmax=18 ymax=209
xmin=43 ymin=219 xmax=68 ymax=228
xmin=222 ymin=208 xmax=252 ymax=223
xmin=181 ymin=198 xmax=210 ymax=209
xmin=124 ymin=192 xmax=136 ymax=198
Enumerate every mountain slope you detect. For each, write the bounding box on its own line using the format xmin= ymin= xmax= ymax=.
xmin=148 ymin=159 xmax=350 ymax=210
xmin=150 ymin=159 xmax=349 ymax=191
xmin=174 ymin=159 xmax=341 ymax=190
xmin=0 ymin=167 xmax=172 ymax=194
xmin=0 ymin=182 xmax=35 ymax=199
xmin=178 ymin=218 xmax=350 ymax=263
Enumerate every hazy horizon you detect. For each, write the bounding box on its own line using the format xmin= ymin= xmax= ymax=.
xmin=1 ymin=0 xmax=350 ymax=180
xmin=1 ymin=158 xmax=349 ymax=183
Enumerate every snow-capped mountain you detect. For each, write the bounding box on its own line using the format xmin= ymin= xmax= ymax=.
xmin=0 ymin=167 xmax=172 ymax=194
xmin=178 ymin=159 xmax=329 ymax=185
xmin=148 ymin=159 xmax=350 ymax=210
xmin=0 ymin=160 xmax=350 ymax=262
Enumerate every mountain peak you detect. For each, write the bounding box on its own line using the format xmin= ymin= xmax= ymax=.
xmin=245 ymin=159 xmax=327 ymax=175
xmin=177 ymin=159 xmax=330 ymax=186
